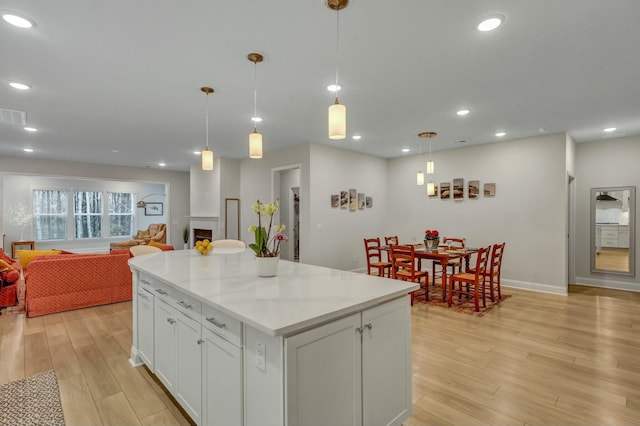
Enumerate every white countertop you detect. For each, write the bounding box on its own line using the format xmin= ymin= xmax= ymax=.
xmin=129 ymin=249 xmax=418 ymax=337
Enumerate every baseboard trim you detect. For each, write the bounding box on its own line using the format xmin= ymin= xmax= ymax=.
xmin=502 ymin=279 xmax=568 ymax=296
xmin=574 ymin=276 xmax=640 ymax=292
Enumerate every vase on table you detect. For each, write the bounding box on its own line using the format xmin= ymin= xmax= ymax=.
xmin=255 ymin=255 xmax=280 ymax=277
xmin=425 ymin=238 xmax=438 ymax=251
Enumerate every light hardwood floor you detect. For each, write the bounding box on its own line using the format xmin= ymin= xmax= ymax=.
xmin=2 ymin=285 xmax=640 ymax=425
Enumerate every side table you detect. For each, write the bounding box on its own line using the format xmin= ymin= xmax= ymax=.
xmin=11 ymin=241 xmax=35 ymax=259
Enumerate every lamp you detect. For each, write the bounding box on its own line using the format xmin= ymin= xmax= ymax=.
xmin=419 ymin=131 xmax=437 ymax=194
xmin=137 ymin=193 xmax=166 ymax=208
xmin=201 ymin=87 xmax=214 ymax=170
xmin=416 ymin=142 xmax=424 ymax=186
xmin=248 ymin=53 xmax=264 ymax=159
xmin=327 ymin=0 xmax=348 ymax=140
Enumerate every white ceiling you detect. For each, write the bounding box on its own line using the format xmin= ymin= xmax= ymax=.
xmin=1 ymin=0 xmax=639 ymax=171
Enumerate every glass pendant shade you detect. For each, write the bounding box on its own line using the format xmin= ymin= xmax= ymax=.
xmin=426 ymin=160 xmax=435 ymax=174
xmin=328 ymin=100 xmax=346 ymax=139
xmin=201 ymin=148 xmax=214 ymax=170
xmin=249 ymin=130 xmax=263 ymax=159
xmin=427 ymin=182 xmax=436 ymax=196
xmin=416 ymin=171 xmax=425 ymax=186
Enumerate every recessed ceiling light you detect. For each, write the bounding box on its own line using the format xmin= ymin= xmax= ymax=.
xmin=23 ymin=148 xmax=34 ymax=152
xmin=477 ymin=14 xmax=504 ymax=32
xmin=538 ymin=127 xmax=549 ymax=133
xmin=352 ymin=135 xmax=362 ymax=140
xmin=24 ymin=127 xmax=37 ymax=132
xmin=9 ymin=82 xmax=30 ymax=90
xmin=251 ymin=116 xmax=262 ymax=123
xmin=495 ymin=132 xmax=506 ymax=137
xmin=158 ymin=162 xmax=166 ymax=167
xmin=2 ymin=13 xmax=34 ymax=28
xmin=402 ymin=148 xmax=410 ymax=153
xmin=112 ymin=149 xmax=119 ymax=153
xmin=603 ymin=127 xmax=617 ymax=133
xmin=456 ymin=109 xmax=470 ymax=116
xmin=327 ymin=84 xmax=342 ymax=92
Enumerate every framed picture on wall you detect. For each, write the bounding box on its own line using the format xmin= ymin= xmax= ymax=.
xmin=358 ymin=193 xmax=365 ymax=210
xmin=366 ymin=196 xmax=373 ymax=208
xmin=440 ymin=182 xmax=450 ymax=199
xmin=145 ymin=202 xmax=163 ymax=216
xmin=331 ymin=194 xmax=339 ymax=208
xmin=349 ymin=188 xmax=357 ymax=211
xmin=340 ymin=191 xmax=348 ymax=209
xmin=484 ymin=183 xmax=496 ymax=197
xmin=453 ymin=178 xmax=464 ymax=200
xmin=468 ymin=180 xmax=480 ymax=199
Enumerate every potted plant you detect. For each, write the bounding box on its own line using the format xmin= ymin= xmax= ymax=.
xmin=424 ymin=229 xmax=439 ymax=251
xmin=248 ymin=199 xmax=288 ymax=276
xmin=182 ymin=226 xmax=189 ymax=250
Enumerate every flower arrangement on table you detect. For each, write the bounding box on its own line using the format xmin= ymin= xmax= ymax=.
xmin=424 ymin=229 xmax=440 ymax=250
xmin=248 ymin=199 xmax=288 ymax=258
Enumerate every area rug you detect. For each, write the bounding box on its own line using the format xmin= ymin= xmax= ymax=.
xmin=0 ymin=371 xmax=65 ymax=426
xmin=415 ymin=281 xmax=511 ymax=317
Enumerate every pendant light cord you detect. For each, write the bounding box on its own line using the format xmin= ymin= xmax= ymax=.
xmin=253 ymin=61 xmax=258 ymax=130
xmin=335 ymin=8 xmax=340 ymax=101
xmin=205 ymin=92 xmax=209 ymax=150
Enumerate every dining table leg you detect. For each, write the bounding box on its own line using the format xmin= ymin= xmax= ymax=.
xmin=440 ymin=258 xmax=448 ymax=301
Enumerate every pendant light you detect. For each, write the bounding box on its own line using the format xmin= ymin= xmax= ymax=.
xmin=419 ymin=131 xmax=437 ymax=195
xmin=201 ymin=87 xmax=214 ymax=170
xmin=248 ymin=53 xmax=264 ymax=159
xmin=416 ymin=143 xmax=425 ymax=186
xmin=327 ymin=0 xmax=348 ymax=140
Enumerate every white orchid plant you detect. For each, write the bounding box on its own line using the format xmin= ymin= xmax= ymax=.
xmin=248 ymin=199 xmax=288 ymax=258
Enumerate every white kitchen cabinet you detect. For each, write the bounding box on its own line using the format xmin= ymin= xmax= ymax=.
xmin=175 ymin=312 xmax=202 ymax=424
xmin=136 ymin=287 xmax=155 ymax=369
xmin=202 ymin=327 xmax=243 ymax=426
xmin=154 ymin=298 xmax=177 ymax=393
xmin=600 ymin=225 xmax=619 ymax=248
xmin=284 ymin=296 xmax=411 ymax=426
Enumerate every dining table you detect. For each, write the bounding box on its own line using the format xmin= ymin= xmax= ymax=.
xmin=383 ymin=243 xmax=478 ymax=301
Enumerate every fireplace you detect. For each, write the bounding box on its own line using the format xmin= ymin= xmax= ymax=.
xmin=193 ymin=228 xmax=213 ymax=243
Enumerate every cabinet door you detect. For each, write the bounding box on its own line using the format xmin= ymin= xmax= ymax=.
xmin=175 ymin=313 xmax=202 ymax=424
xmin=137 ymin=288 xmax=155 ymax=369
xmin=285 ymin=313 xmax=362 ymax=426
xmin=362 ymin=296 xmax=412 ymax=426
xmin=202 ymin=328 xmax=243 ymax=426
xmin=154 ymin=299 xmax=177 ymax=392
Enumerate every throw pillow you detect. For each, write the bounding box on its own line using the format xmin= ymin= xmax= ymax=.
xmin=149 ymin=241 xmax=174 ymax=251
xmin=16 ymin=249 xmax=62 ymax=269
xmin=0 ymin=249 xmax=12 ymax=264
xmin=1 ymin=269 xmax=20 ymax=285
xmin=0 ymin=259 xmax=14 ymax=271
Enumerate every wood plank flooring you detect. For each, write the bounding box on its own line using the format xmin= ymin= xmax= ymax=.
xmin=1 ymin=285 xmax=640 ymax=425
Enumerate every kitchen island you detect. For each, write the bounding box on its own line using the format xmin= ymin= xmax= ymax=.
xmin=129 ymin=248 xmax=418 ymax=426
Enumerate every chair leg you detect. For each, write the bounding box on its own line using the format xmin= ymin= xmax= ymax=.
xmin=447 ymin=277 xmax=453 ymax=307
xmin=473 ymin=281 xmax=480 ymax=312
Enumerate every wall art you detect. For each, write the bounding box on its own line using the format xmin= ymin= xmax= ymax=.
xmin=340 ymin=191 xmax=348 ymax=209
xmin=440 ymin=182 xmax=450 ymax=199
xmin=468 ymin=180 xmax=479 ymax=199
xmin=358 ymin=193 xmax=365 ymax=210
xmin=331 ymin=194 xmax=339 ymax=208
xmin=453 ymin=178 xmax=464 ymax=200
xmin=484 ymin=183 xmax=496 ymax=197
xmin=349 ymin=188 xmax=357 ymax=211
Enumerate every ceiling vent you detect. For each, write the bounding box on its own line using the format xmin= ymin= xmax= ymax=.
xmin=0 ymin=108 xmax=27 ymax=126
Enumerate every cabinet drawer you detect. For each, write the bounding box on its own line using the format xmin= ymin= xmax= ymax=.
xmin=601 ymin=230 xmax=618 ymax=238
xmin=141 ymin=275 xmax=202 ymax=321
xmin=202 ymin=304 xmax=242 ymax=347
xmin=601 ymin=238 xmax=618 ymax=247
xmin=138 ymin=272 xmax=157 ymax=293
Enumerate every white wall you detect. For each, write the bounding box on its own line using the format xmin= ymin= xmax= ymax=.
xmin=308 ymin=143 xmax=389 ymax=270
xmin=0 ymin=155 xmax=189 ymax=250
xmin=219 ymin=157 xmax=241 ymax=240
xmin=388 ymin=133 xmax=570 ymax=295
xmin=575 ymin=136 xmax=640 ymax=290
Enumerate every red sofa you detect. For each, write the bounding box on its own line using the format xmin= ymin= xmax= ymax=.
xmin=25 ymin=249 xmax=132 ymax=317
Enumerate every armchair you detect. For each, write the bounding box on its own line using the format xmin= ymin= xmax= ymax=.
xmin=133 ymin=223 xmax=167 ymax=244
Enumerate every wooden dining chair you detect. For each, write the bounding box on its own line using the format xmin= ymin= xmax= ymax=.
xmin=432 ymin=237 xmax=465 ymax=286
xmin=384 ymin=236 xmax=399 ymax=263
xmin=389 ymin=244 xmax=429 ymax=305
xmin=447 ymin=245 xmax=490 ymax=312
xmin=364 ymin=238 xmax=392 ymax=278
xmin=483 ymin=242 xmax=506 ymax=302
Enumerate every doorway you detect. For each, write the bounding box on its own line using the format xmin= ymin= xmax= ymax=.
xmin=272 ymin=165 xmax=301 ymax=262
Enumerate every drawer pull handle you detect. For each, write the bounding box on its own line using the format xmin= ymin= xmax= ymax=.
xmin=167 ymin=318 xmax=176 ymax=325
xmin=138 ymin=292 xmax=149 ymax=300
xmin=155 ymin=289 xmax=168 ymax=295
xmin=197 ymin=339 xmax=204 ymax=345
xmin=178 ymin=301 xmax=192 ymax=309
xmin=140 ymin=279 xmax=150 ymax=285
xmin=206 ymin=317 xmax=226 ymax=329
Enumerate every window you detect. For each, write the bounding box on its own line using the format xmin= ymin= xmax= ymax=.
xmin=74 ymin=191 xmax=103 ymax=239
xmin=109 ymin=192 xmax=134 ymax=237
xmin=33 ymin=189 xmax=68 ymax=240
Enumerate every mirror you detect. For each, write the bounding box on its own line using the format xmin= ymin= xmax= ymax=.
xmin=225 ymin=198 xmax=240 ymax=240
xmin=591 ymin=186 xmax=635 ymax=275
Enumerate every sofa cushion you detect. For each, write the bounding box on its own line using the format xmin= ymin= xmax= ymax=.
xmin=16 ymin=249 xmax=62 ymax=269
xmin=1 ymin=269 xmax=20 ymax=285
xmin=0 ymin=259 xmax=14 ymax=270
